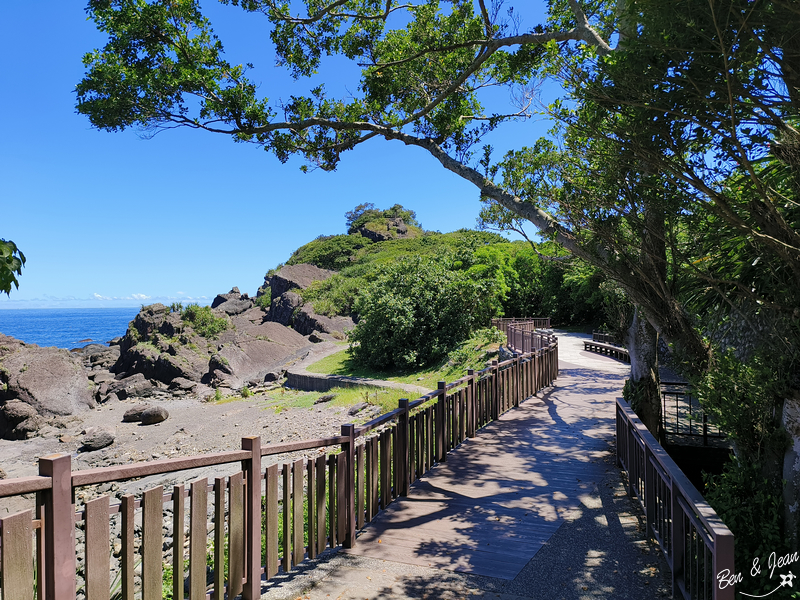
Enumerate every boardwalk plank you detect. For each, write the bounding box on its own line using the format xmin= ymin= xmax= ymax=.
xmin=343 ymin=366 xmax=626 ymax=581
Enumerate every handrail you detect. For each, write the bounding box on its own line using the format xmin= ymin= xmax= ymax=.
xmin=0 ymin=475 xmax=53 ymax=498
xmin=616 ymin=397 xmax=735 ymax=599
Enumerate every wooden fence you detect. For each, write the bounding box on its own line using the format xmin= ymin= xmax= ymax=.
xmin=616 ymin=397 xmax=735 ymax=600
xmin=592 ymin=331 xmax=620 ymax=346
xmin=491 ymin=317 xmax=551 ymax=334
xmin=0 ymin=327 xmax=558 ymax=600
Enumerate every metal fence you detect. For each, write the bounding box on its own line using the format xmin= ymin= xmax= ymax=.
xmin=661 ymin=382 xmax=725 ymax=446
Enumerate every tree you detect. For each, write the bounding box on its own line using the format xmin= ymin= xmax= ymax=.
xmin=76 ymin=1 xmax=800 ymax=536
xmin=0 ymin=239 xmax=25 ymax=296
xmin=349 ymin=256 xmax=483 ymax=370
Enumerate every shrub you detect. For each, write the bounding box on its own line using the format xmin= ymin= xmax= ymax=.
xmin=181 ymin=304 xmax=229 ymax=339
xmin=348 ymin=257 xmax=482 ymax=370
xmin=254 ymin=293 xmax=271 ymax=309
xmin=287 ymin=234 xmax=372 ymax=270
xmin=704 ymin=460 xmax=785 ymax=597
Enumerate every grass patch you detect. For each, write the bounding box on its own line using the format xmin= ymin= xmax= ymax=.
xmin=306 ymin=328 xmax=503 ymax=391
xmin=249 ymin=385 xmax=410 ymax=417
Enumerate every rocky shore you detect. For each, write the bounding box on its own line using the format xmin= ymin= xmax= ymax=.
xmin=0 ymin=263 xmax=355 ymax=442
xmin=0 ymin=263 xmax=371 ymax=519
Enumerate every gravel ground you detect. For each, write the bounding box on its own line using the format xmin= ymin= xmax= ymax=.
xmin=0 ymin=386 xmax=378 ymax=516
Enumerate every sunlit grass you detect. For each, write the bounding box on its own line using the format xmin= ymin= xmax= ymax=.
xmin=306 ymin=328 xmax=504 ymax=391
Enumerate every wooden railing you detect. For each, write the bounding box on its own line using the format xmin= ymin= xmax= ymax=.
xmin=491 ymin=317 xmax=551 ymax=333
xmin=592 ymin=331 xmax=621 ymax=346
xmin=0 ymin=329 xmax=558 ymax=600
xmin=616 ymin=397 xmax=735 ymax=600
xmin=506 ymin=326 xmax=558 ymax=357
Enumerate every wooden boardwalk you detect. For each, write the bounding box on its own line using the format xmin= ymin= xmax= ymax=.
xmin=342 ymin=337 xmax=629 ymax=580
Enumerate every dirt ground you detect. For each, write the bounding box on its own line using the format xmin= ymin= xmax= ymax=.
xmin=0 ymin=386 xmax=373 ymax=516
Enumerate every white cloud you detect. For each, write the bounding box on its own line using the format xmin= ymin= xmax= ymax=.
xmin=130 ymin=293 xmax=150 ymax=300
xmin=93 ymin=293 xmax=112 ymax=300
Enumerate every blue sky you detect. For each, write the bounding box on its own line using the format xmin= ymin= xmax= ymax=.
xmin=1 ymin=1 xmax=552 ymax=309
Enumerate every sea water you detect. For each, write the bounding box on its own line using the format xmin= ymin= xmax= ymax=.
xmin=0 ymin=308 xmax=140 ymax=349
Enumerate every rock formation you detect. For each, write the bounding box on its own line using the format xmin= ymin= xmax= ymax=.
xmin=259 ymin=265 xmax=355 ymax=336
xmin=0 ymin=334 xmax=96 ymax=439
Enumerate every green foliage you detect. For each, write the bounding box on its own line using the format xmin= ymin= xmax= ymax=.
xmin=348 ymin=257 xmax=484 ymax=370
xmin=287 ymin=234 xmax=372 ymax=271
xmin=254 ymin=293 xmax=271 ymax=309
xmin=241 ymin=386 xmax=252 ymax=398
xmin=693 ymin=348 xmax=793 ymax=583
xmin=694 ymin=348 xmax=790 ymax=465
xmin=345 ymin=203 xmax=421 ymax=233
xmin=704 ymin=460 xmax=785 ymax=597
xmin=180 ymin=304 xmax=228 ymax=339
xmin=169 ymin=302 xmax=183 ymax=313
xmin=0 ymin=239 xmax=25 ymax=296
xmin=308 ymin=327 xmax=503 ymax=390
xmin=344 ymin=203 xmax=379 ymax=231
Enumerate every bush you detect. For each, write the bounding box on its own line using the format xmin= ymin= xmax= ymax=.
xmin=254 ymin=293 xmax=271 ymax=309
xmin=287 ymin=234 xmax=373 ymax=270
xmin=181 ymin=304 xmax=229 ymax=339
xmin=704 ymin=460 xmax=785 ymax=597
xmin=695 ymin=348 xmax=788 ymax=464
xmin=348 ymin=257 xmax=483 ymax=370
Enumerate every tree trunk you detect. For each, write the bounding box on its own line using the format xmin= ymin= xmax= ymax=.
xmin=624 ymin=307 xmax=663 ymax=441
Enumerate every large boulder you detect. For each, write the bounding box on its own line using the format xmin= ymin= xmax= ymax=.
xmin=122 ymin=404 xmax=151 ymax=422
xmin=121 ymin=304 xmax=171 ymax=352
xmin=140 ymin=406 xmax=169 ymax=425
xmin=293 ymin=306 xmax=354 ymax=337
xmin=211 ymin=287 xmax=254 ymax=316
xmin=0 ymin=400 xmax=38 ymax=439
xmin=265 ymin=264 xmax=335 ymax=300
xmin=108 ymin=373 xmax=156 ymax=400
xmin=115 ymin=333 xmax=209 ymax=384
xmin=81 ymin=426 xmax=115 ymax=451
xmin=269 ymin=291 xmax=303 ymax=326
xmin=0 ymin=337 xmax=96 ymax=421
xmin=113 ymin=296 xmax=321 ymax=392
xmin=209 ymin=323 xmax=309 ymax=388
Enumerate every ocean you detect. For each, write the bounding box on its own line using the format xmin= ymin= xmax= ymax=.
xmin=0 ymin=308 xmax=140 ymax=349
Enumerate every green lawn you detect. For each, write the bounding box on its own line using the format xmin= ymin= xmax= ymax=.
xmin=306 ymin=329 xmax=504 ymax=392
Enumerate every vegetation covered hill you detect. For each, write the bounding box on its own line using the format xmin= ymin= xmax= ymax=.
xmin=265 ymin=204 xmax=609 ymax=370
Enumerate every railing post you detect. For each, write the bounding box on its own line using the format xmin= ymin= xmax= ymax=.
xmin=671 ymin=486 xmax=684 ymax=597
xmin=491 ymin=361 xmax=500 ymax=420
xmin=39 ymin=454 xmax=75 ymax=600
xmin=644 ymin=446 xmax=655 ymax=539
xmin=467 ymin=370 xmax=476 ymax=438
xmin=397 ymin=400 xmax=410 ymax=497
xmin=714 ymin=530 xmax=736 ymax=600
xmin=341 ymin=424 xmax=356 ymax=548
xmin=241 ymin=436 xmax=261 ymax=600
xmin=437 ymin=382 xmax=447 ymax=462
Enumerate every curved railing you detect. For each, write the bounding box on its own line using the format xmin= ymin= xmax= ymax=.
xmin=0 ymin=333 xmax=559 ymax=600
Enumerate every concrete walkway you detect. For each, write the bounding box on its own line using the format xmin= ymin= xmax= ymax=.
xmin=260 ymin=331 xmax=672 ymax=600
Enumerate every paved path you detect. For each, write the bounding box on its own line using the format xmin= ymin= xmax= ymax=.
xmin=261 ymin=331 xmax=672 ymax=599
